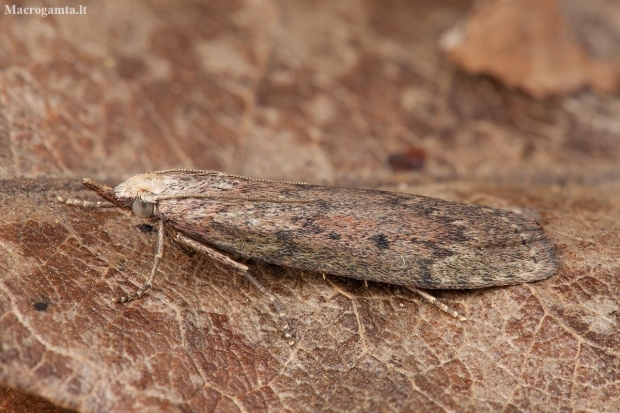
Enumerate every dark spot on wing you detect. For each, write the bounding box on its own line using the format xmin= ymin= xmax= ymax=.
xmin=313 ymin=199 xmax=329 ymax=209
xmin=328 ymin=232 xmax=341 ymax=240
xmin=418 ymin=241 xmax=455 ymax=258
xmin=273 ymin=230 xmax=298 ymax=258
xmin=275 ymin=230 xmax=293 ymax=244
xmin=300 ymin=219 xmax=324 ymax=234
xmin=418 ymin=259 xmax=435 ymax=287
xmin=419 ymin=205 xmax=438 ymax=216
xmin=371 ymin=233 xmax=390 ymax=250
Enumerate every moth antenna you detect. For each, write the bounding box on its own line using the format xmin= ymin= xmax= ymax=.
xmin=154 ymin=193 xmax=311 ymax=204
xmin=152 ymin=168 xmax=309 ymax=185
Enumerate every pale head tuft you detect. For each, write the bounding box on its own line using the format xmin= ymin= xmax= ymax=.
xmin=114 ymin=173 xmax=166 ymax=203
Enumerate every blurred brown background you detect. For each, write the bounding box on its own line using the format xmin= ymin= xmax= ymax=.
xmin=0 ymin=0 xmax=618 ymax=412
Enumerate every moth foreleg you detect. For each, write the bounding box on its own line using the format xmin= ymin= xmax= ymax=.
xmin=116 ymin=220 xmax=166 ymax=303
xmin=174 ymin=233 xmax=296 ymax=345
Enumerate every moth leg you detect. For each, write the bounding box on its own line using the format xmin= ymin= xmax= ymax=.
xmin=116 ymin=219 xmax=166 ymax=303
xmin=167 ymin=230 xmax=196 ymax=257
xmin=174 ymin=233 xmax=296 ymax=345
xmin=406 ymin=287 xmax=467 ymax=322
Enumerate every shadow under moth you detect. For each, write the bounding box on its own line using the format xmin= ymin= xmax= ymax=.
xmin=61 ymin=169 xmax=559 ymax=343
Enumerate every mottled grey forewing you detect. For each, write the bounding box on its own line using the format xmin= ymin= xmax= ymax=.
xmin=154 ymin=174 xmax=557 ymax=289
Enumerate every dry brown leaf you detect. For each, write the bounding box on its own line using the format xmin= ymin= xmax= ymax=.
xmin=1 ymin=178 xmax=620 ymax=412
xmin=1 ymin=0 xmax=620 ymax=412
xmin=441 ymin=0 xmax=620 ymax=98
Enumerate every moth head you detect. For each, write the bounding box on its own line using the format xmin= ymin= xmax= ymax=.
xmin=83 ymin=173 xmax=166 ymax=219
xmin=112 ymin=173 xmax=168 ymax=218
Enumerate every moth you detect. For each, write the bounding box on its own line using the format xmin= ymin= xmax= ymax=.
xmin=62 ymin=169 xmax=559 ymax=341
